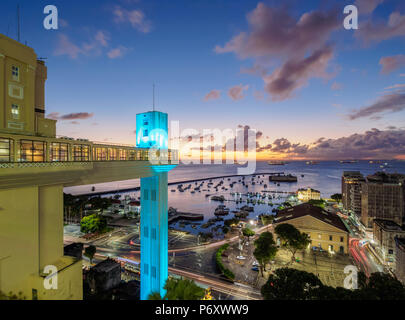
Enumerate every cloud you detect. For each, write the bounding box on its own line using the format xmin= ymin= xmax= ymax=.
xmin=257 ymin=128 xmax=405 ymax=159
xmin=204 ymin=90 xmax=221 ymax=101
xmin=228 ymin=84 xmax=249 ymax=101
xmin=331 ymin=82 xmax=342 ymax=90
xmin=214 ymin=3 xmax=340 ymax=101
xmin=54 ymin=31 xmax=110 ymax=59
xmin=379 ymin=55 xmax=405 ymax=74
xmin=263 ymin=46 xmax=334 ymax=101
xmin=215 ymin=3 xmax=339 ymax=60
xmin=358 ymin=11 xmax=405 ymax=44
xmin=348 ymin=91 xmax=405 ymax=120
xmin=107 ymin=46 xmax=129 ymax=59
xmin=384 ymin=84 xmax=405 ymax=90
xmin=54 ymin=34 xmax=82 ymax=59
xmin=47 ymin=112 xmax=94 ymax=120
xmin=113 ymin=6 xmax=151 ymax=33
xmin=354 ymin=0 xmax=384 ymax=15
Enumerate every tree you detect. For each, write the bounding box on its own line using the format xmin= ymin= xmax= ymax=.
xmin=331 ymin=193 xmax=342 ymax=203
xmin=148 ymin=277 xmax=205 ymax=300
xmin=80 ymin=214 xmax=107 ymax=234
xmin=242 ymin=227 xmax=255 ymax=240
xmin=275 ymin=223 xmax=310 ymax=262
xmin=84 ymin=245 xmax=96 ymax=264
xmin=253 ymin=232 xmax=278 ymax=276
xmin=307 ymin=199 xmax=325 ymax=208
xmin=260 ymin=215 xmax=274 ymax=226
xmin=363 ymin=272 xmax=405 ymax=300
xmin=261 ymin=268 xmax=322 ymax=300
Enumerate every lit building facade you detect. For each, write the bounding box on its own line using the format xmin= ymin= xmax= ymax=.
xmin=341 ymin=171 xmax=364 ymax=218
xmin=0 ymin=33 xmax=178 ymax=300
xmin=373 ymin=219 xmax=405 ymax=266
xmin=297 ymin=187 xmax=321 ymax=202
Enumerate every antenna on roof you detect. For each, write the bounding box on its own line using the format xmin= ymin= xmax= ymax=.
xmin=153 ymin=82 xmax=155 ymax=112
xmin=17 ymin=4 xmax=21 ymax=42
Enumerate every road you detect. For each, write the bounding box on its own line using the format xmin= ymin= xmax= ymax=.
xmin=349 ymin=238 xmax=384 ymax=277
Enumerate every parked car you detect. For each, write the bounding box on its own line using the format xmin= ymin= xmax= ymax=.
xmin=251 ymin=267 xmax=259 ymax=271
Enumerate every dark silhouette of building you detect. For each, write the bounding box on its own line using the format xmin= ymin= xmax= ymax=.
xmin=85 ymin=258 xmax=121 ymax=294
xmin=64 ymin=243 xmax=83 ymax=260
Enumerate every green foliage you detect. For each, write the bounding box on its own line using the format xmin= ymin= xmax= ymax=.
xmin=261 ymin=268 xmax=405 ymax=300
xmin=216 ymin=244 xmax=235 ymax=280
xmin=307 ymin=199 xmax=325 ymax=208
xmin=253 ymin=232 xmax=278 ymax=276
xmin=242 ymin=227 xmax=255 ymax=238
xmin=260 ymin=215 xmax=274 ymax=226
xmin=261 ymin=268 xmax=323 ymax=300
xmin=84 ymin=245 xmax=96 ymax=263
xmin=80 ymin=214 xmax=107 ymax=234
xmin=331 ymin=193 xmax=342 ymax=203
xmin=148 ymin=277 xmax=205 ymax=300
xmin=275 ymin=223 xmax=310 ymax=261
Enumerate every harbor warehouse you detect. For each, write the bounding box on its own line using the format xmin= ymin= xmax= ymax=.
xmin=274 ymin=203 xmax=349 ymax=254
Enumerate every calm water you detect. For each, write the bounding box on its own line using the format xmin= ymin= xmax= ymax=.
xmin=65 ymin=160 xmax=405 ymax=237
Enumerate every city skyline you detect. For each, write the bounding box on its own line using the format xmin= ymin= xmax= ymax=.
xmin=0 ymin=0 xmax=405 ymax=160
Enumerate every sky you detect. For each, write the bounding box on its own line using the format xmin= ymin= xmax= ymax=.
xmin=1 ymin=0 xmax=405 ymax=160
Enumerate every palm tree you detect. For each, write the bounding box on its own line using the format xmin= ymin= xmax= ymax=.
xmin=147 ymin=277 xmax=205 ymax=300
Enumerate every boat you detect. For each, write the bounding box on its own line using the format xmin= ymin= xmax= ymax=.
xmin=306 ymin=161 xmax=319 ymax=165
xmin=268 ymin=161 xmax=287 ymax=165
xmin=269 ymin=173 xmax=297 ymax=182
xmin=339 ymin=160 xmax=358 ymax=164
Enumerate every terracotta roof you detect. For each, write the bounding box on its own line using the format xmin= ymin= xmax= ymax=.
xmin=275 ymin=203 xmax=348 ymax=233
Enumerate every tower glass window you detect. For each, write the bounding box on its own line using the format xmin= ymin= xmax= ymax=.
xmin=73 ymin=145 xmax=90 ymax=161
xmin=51 ymin=143 xmax=69 ymax=162
xmin=20 ymin=140 xmax=45 ymax=162
xmin=0 ymin=138 xmax=13 ymax=162
xmin=11 ymin=104 xmax=20 ymax=119
xmin=12 ymin=65 xmax=19 ymax=81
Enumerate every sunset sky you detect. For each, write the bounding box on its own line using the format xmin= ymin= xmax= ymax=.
xmin=1 ymin=0 xmax=405 ymax=160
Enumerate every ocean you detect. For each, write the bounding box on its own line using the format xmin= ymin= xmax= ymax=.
xmin=65 ymin=160 xmax=405 ymax=236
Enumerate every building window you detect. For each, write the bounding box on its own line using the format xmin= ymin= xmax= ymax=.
xmin=51 ymin=143 xmax=68 ymax=162
xmin=329 ymin=235 xmax=333 ymax=241
xmin=389 ymin=249 xmax=394 ymax=254
xmin=73 ymin=145 xmax=90 ymax=161
xmin=339 ymin=246 xmax=344 ymax=254
xmin=119 ymin=149 xmax=127 ymax=160
xmin=340 ymin=237 xmax=344 ymax=242
xmin=0 ymin=138 xmax=13 ymax=162
xmin=151 ymin=190 xmax=156 ymax=201
xmin=318 ymin=233 xmax=322 ymax=239
xmin=108 ymin=148 xmax=117 ymax=160
xmin=12 ymin=65 xmax=19 ymax=81
xmin=95 ymin=147 xmax=107 ymax=161
xmin=20 ymin=140 xmax=45 ymax=162
xmin=143 ymin=129 xmax=148 ymax=137
xmin=151 ymin=266 xmax=156 ymax=279
xmin=11 ymin=104 xmax=20 ymax=119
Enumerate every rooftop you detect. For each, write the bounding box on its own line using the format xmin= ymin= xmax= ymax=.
xmin=91 ymin=258 xmax=120 ymax=273
xmin=275 ymin=203 xmax=348 ymax=233
xmin=374 ymin=219 xmax=405 ymax=232
xmin=366 ymin=172 xmax=405 ymax=184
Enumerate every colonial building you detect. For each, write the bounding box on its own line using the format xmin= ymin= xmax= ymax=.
xmin=342 ymin=171 xmax=364 ymax=218
xmin=361 ymin=172 xmax=405 ymax=230
xmin=274 ymin=203 xmax=349 ymax=254
xmin=373 ymin=219 xmax=405 ymax=266
xmin=297 ymin=187 xmax=321 ymax=201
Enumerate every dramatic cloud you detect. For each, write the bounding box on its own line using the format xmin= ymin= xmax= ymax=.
xmin=354 ymin=0 xmax=384 ymax=15
xmin=113 ymin=6 xmax=151 ymax=33
xmin=380 ymin=55 xmax=405 ymax=74
xmin=107 ymin=46 xmax=129 ymax=59
xmin=204 ymin=90 xmax=221 ymax=101
xmin=47 ymin=112 xmax=94 ymax=120
xmin=214 ymin=3 xmax=340 ymax=101
xmin=348 ymin=91 xmax=405 ymax=120
xmin=263 ymin=46 xmax=334 ymax=101
xmin=358 ymin=11 xmax=405 ymax=44
xmin=257 ymin=128 xmax=405 ymax=159
xmin=215 ymin=3 xmax=339 ymax=60
xmin=228 ymin=84 xmax=249 ymax=101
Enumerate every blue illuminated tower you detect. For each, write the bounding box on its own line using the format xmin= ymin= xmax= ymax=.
xmin=136 ymin=110 xmax=176 ymax=300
